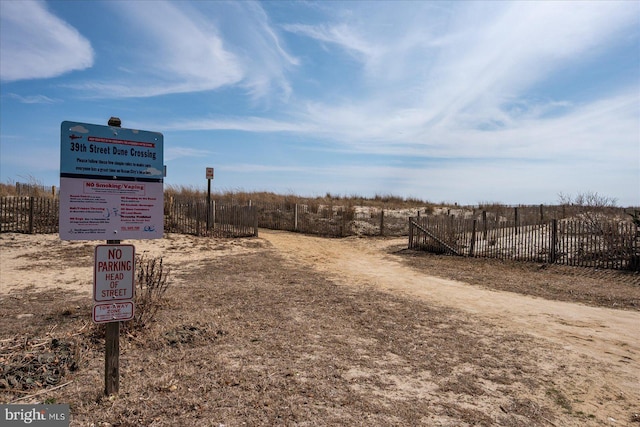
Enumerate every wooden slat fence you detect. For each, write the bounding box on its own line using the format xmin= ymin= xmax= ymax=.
xmin=15 ymin=182 xmax=57 ymax=197
xmin=4 ymin=195 xmax=638 ymax=270
xmin=409 ymin=216 xmax=640 ymax=271
xmin=1 ymin=196 xmax=257 ymax=238
xmin=256 ymin=202 xmax=350 ymax=237
xmin=0 ymin=197 xmax=59 ymax=234
xmin=164 ymin=197 xmax=257 ymax=237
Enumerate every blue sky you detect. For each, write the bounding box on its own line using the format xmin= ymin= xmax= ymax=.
xmin=1 ymin=0 xmax=639 ymax=206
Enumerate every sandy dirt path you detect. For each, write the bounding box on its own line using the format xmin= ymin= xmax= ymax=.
xmin=261 ymin=230 xmax=640 ymax=406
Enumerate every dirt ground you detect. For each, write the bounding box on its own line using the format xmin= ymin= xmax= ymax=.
xmin=0 ymin=230 xmax=639 ymax=426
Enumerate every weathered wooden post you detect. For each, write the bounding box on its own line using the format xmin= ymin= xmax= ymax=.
xmin=469 ymin=219 xmax=477 ymax=257
xmin=195 ymin=202 xmax=200 ymax=236
xmin=206 ymin=167 xmax=214 ymax=234
xmin=104 ymin=116 xmax=122 ymax=396
xmin=28 ymin=197 xmax=35 ymax=234
xmin=550 ymin=219 xmax=558 ymax=264
xmin=104 ymin=310 xmax=120 ymax=395
xmin=408 ymin=217 xmax=414 ymax=249
xmin=482 ymin=210 xmax=488 ymax=240
xmin=380 ymin=209 xmax=385 ymax=236
xmin=212 ymin=200 xmax=216 ymax=231
xmin=253 ymin=204 xmax=259 ymax=237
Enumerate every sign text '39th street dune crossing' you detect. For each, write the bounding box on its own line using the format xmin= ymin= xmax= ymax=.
xmin=59 ymin=121 xmax=164 ymax=241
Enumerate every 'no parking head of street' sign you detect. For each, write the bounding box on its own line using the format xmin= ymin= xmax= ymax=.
xmin=93 ymin=244 xmax=135 ymax=323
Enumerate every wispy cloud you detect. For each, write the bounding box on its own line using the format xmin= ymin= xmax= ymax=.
xmin=7 ymin=93 xmax=58 ymax=104
xmin=283 ymin=23 xmax=382 ymax=61
xmin=0 ymin=0 xmax=93 ymax=82
xmin=160 ymin=116 xmax=311 ymax=133
xmin=1 ymin=1 xmax=637 ymax=205
xmin=285 ymin=1 xmax=637 ymax=126
xmin=160 ymin=87 xmax=638 ymax=170
xmin=68 ymin=1 xmax=296 ymax=100
xmin=165 ymin=146 xmax=212 ymax=162
xmin=225 ymin=1 xmax=299 ymax=100
xmin=413 ymin=1 xmax=639 ymax=128
xmin=221 ymin=163 xmax=318 ymax=174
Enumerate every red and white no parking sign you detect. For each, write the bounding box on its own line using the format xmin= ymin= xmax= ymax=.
xmin=93 ymin=244 xmax=135 ymax=323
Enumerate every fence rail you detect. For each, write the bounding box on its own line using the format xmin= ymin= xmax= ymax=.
xmin=409 ymin=217 xmax=640 ymax=271
xmin=3 ymin=196 xmax=638 ymax=271
xmin=1 ymin=196 xmax=257 ymax=238
xmin=165 ymin=197 xmax=257 ymax=237
xmin=256 ymin=202 xmax=350 ymax=236
xmin=0 ymin=196 xmax=59 ymax=234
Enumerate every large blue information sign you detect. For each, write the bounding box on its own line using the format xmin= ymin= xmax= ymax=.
xmin=59 ymin=121 xmax=164 ymax=241
xmin=60 ymin=121 xmax=163 ymax=179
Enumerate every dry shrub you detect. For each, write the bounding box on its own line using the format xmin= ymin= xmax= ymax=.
xmin=163 ymin=186 xmax=438 ymax=210
xmin=0 ymin=335 xmax=84 ymax=394
xmin=128 ymin=254 xmax=170 ymax=329
xmin=1 ymin=176 xmax=57 ymax=198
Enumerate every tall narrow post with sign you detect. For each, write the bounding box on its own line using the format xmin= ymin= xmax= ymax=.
xmin=105 ymin=117 xmax=122 ymax=397
xmin=206 ymin=167 xmax=214 ymax=233
xmin=60 ymin=117 xmax=163 ymax=396
xmin=97 ymin=243 xmax=135 ymax=396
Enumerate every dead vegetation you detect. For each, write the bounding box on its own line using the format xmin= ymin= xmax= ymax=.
xmin=394 ymin=248 xmax=640 ymax=310
xmin=1 ymin=235 xmax=638 ymax=425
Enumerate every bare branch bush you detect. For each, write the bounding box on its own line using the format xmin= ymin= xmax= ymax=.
xmin=628 ymin=210 xmax=640 ymax=227
xmin=558 ymin=192 xmax=639 ymax=267
xmin=557 ymin=191 xmax=618 ymax=225
xmin=126 ymin=254 xmax=171 ymax=330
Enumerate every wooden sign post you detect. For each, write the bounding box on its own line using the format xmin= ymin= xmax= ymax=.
xmin=60 ymin=115 xmax=164 ymax=396
xmin=104 ymin=305 xmax=120 ymax=395
xmin=206 ymin=167 xmax=214 ymax=233
xmin=105 ymin=117 xmax=121 ymax=396
xmin=95 ymin=241 xmax=135 ymax=395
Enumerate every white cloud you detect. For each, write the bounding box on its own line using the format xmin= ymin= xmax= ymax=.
xmin=69 ymin=125 xmax=89 ymax=134
xmin=221 ymin=163 xmax=315 ymax=174
xmin=283 ymin=23 xmax=382 ymax=61
xmin=416 ymin=1 xmax=639 ymax=128
xmin=284 ymin=1 xmax=637 ymax=128
xmin=7 ymin=93 xmax=57 ymax=104
xmin=0 ymin=0 xmax=93 ymax=82
xmin=165 ymin=146 xmax=212 ymax=162
xmin=144 ymin=167 xmax=163 ymax=176
xmin=160 ymin=88 xmax=638 ymax=177
xmin=227 ymin=1 xmax=299 ymax=100
xmin=71 ymin=1 xmax=296 ymax=100
xmin=161 ymin=116 xmax=311 ymax=134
